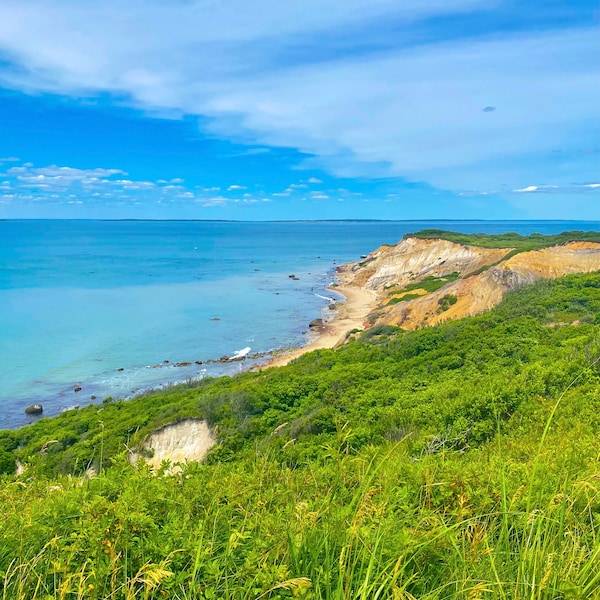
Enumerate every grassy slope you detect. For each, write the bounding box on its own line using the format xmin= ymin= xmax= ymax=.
xmin=1 ymin=274 xmax=600 ymax=598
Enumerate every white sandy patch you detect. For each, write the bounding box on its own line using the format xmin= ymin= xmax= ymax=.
xmin=130 ymin=419 xmax=216 ymax=473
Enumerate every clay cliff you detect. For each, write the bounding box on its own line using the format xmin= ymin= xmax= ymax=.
xmin=338 ymin=237 xmax=600 ymax=330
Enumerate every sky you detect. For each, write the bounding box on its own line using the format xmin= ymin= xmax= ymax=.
xmin=0 ymin=0 xmax=598 ymax=220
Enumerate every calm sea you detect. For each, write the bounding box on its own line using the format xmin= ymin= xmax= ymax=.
xmin=1 ymin=220 xmax=597 ymax=428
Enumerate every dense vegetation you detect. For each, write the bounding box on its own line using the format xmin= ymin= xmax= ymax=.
xmin=1 ymin=273 xmax=600 ymax=599
xmin=411 ymin=229 xmax=600 ymax=256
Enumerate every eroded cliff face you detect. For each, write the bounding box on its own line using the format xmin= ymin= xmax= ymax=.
xmin=340 ymin=238 xmax=600 ymax=330
xmin=348 ymin=237 xmax=511 ymax=289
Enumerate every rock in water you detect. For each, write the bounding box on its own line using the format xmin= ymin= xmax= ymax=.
xmin=25 ymin=404 xmax=43 ymax=416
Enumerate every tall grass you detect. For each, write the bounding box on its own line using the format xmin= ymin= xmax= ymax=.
xmin=1 ymin=421 xmax=598 ymax=599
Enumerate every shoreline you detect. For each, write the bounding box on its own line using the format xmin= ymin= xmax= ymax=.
xmin=264 ymin=270 xmax=378 ymax=368
xmin=5 ymin=266 xmax=374 ymax=430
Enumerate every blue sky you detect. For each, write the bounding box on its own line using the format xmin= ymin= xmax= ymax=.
xmin=0 ymin=0 xmax=598 ymax=220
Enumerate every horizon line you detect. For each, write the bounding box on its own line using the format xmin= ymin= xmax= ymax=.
xmin=2 ymin=218 xmax=598 ymax=224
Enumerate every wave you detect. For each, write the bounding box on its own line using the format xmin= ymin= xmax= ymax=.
xmin=315 ymin=293 xmax=336 ymax=303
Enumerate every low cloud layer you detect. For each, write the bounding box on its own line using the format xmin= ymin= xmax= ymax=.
xmin=0 ymin=160 xmax=346 ymax=213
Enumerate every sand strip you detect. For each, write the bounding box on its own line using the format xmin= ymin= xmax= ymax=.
xmin=265 ymin=279 xmax=378 ymax=368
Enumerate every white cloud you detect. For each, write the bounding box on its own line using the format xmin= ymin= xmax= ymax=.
xmin=207 ymin=29 xmax=598 ymax=189
xmin=458 ymin=190 xmax=492 ymax=196
xmin=0 ymin=161 xmax=198 ymax=206
xmin=513 ymin=183 xmax=600 ymax=194
xmin=5 ymin=164 xmax=126 ymax=182
xmin=0 ymin=0 xmax=489 ymax=77
xmin=227 ymin=184 xmax=247 ymax=191
xmin=307 ymin=177 xmax=323 ymax=184
xmin=0 ymin=1 xmax=596 ymax=196
xmin=201 ymin=196 xmax=229 ymax=207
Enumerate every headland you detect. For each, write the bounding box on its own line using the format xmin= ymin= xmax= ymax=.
xmin=266 ymin=229 xmax=600 ymax=367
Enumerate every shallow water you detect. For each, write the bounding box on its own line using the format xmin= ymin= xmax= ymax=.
xmin=1 ymin=219 xmax=596 ymax=427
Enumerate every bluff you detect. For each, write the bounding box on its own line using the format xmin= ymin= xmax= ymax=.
xmin=338 ymin=234 xmax=600 ymax=330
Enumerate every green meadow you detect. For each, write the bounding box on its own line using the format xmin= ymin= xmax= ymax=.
xmin=1 ymin=270 xmax=599 ymax=599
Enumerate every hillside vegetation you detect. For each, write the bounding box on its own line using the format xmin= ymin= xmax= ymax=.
xmin=1 ymin=272 xmax=600 ymax=599
xmin=411 ymin=229 xmax=600 ymax=255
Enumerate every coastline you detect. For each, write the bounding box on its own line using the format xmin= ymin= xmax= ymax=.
xmin=6 ymin=267 xmax=373 ymax=429
xmin=264 ymin=269 xmax=378 ymax=368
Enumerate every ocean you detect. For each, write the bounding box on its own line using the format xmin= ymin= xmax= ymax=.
xmin=1 ymin=219 xmax=597 ymax=428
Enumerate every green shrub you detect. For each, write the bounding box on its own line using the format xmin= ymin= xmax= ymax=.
xmin=438 ymin=293 xmax=458 ymax=312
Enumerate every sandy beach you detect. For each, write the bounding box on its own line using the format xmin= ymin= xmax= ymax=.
xmin=265 ymin=273 xmax=378 ymax=368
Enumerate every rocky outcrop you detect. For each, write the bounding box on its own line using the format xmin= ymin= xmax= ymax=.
xmin=25 ymin=404 xmax=43 ymax=416
xmin=343 ymin=238 xmax=600 ymax=330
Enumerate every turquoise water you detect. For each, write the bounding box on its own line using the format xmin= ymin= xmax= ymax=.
xmin=1 ymin=220 xmax=597 ymax=428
